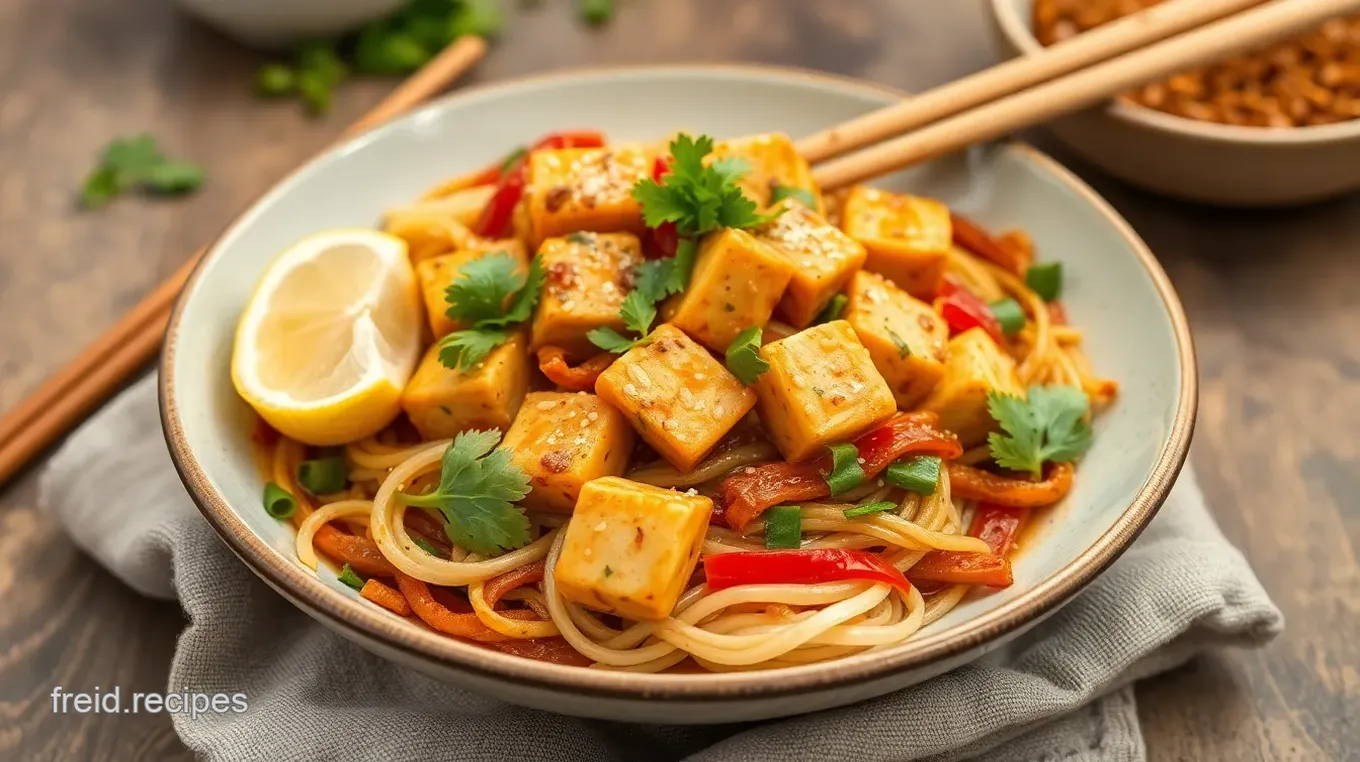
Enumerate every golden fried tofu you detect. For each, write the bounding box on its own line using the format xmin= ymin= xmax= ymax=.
xmin=499 ymin=391 xmax=634 ymax=513
xmin=662 ymin=228 xmax=794 ymax=352
xmin=753 ymin=320 xmax=896 ymax=462
xmin=711 ymin=132 xmax=822 ymax=213
xmin=400 ymin=333 xmax=530 ymax=441
xmin=844 ymin=271 xmax=949 ymax=409
xmin=527 ymin=146 xmax=651 ymax=245
xmin=755 ymin=201 xmax=867 ymax=329
xmin=919 ymin=327 xmax=1025 ymax=446
xmin=529 ymin=232 xmax=643 ymax=360
xmin=414 ymin=241 xmax=528 ymax=339
xmin=840 ymin=186 xmax=951 ymax=300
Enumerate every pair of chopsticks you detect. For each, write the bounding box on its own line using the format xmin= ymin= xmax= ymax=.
xmin=0 ymin=0 xmax=1354 ymax=487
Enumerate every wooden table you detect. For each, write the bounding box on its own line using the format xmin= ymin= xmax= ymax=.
xmin=1 ymin=0 xmax=1355 ymax=759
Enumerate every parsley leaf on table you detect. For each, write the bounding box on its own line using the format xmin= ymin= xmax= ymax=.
xmin=81 ymin=134 xmax=205 ymax=209
xmin=398 ymin=430 xmax=531 ymax=556
xmin=987 ymin=385 xmax=1093 ymax=478
xmin=437 ymin=252 xmax=545 ymax=370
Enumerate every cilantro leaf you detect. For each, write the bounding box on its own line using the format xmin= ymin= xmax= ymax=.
xmin=725 ymin=326 xmax=769 ymax=385
xmin=444 ymin=252 xmax=527 ymax=325
xmin=987 ymin=385 xmax=1093 ymax=478
xmin=586 ymin=326 xmax=643 ymax=354
xmin=398 ymin=430 xmax=532 ymax=557
xmin=437 ymin=327 xmax=513 ymax=371
xmin=337 ymin=564 xmax=365 ymax=591
xmin=144 ymin=161 xmax=206 ymax=195
xmin=81 ymin=134 xmax=205 ymax=208
xmin=483 ymin=255 xmax=545 ymax=327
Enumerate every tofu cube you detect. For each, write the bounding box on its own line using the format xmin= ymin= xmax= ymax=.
xmin=755 ymin=201 xmax=867 ymax=328
xmin=919 ymin=327 xmax=1025 ymax=447
xmin=844 ymin=271 xmax=949 ymax=408
xmin=711 ymin=132 xmax=822 ymax=213
xmin=595 ymin=324 xmax=756 ymax=472
xmin=661 ymin=228 xmax=794 ymax=352
xmin=840 ymin=186 xmax=951 ymax=300
xmin=529 ymin=232 xmax=643 ymax=360
xmin=754 ymin=320 xmax=896 ymax=462
xmin=385 ymin=215 xmax=482 ymax=264
xmin=500 ymin=391 xmax=634 ymax=513
xmin=552 ymin=477 xmax=712 ymax=621
xmin=416 ymin=241 xmax=529 ymax=339
xmin=527 ymin=146 xmax=651 ymax=245
xmin=400 ymin=333 xmax=530 ymax=440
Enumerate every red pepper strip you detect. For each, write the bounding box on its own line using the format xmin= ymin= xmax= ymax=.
xmin=472 ymin=130 xmax=608 ymax=238
xmin=1047 ymin=301 xmax=1068 ymax=326
xmin=482 ymin=560 xmax=546 ymax=608
xmin=646 ymin=156 xmax=680 ymax=259
xmin=536 ymin=346 xmax=614 ymax=392
xmin=313 ymin=525 xmax=397 ymax=578
xmin=937 ymin=279 xmax=1004 ymax=344
xmin=394 ymin=572 xmax=539 ymax=643
xmin=948 ymin=462 xmax=1074 ymax=508
xmin=705 ymin=549 xmax=913 ymax=595
xmin=969 ymin=503 xmax=1029 ymax=556
xmin=951 ymin=212 xmax=1026 ymax=276
xmin=720 ymin=412 xmax=962 ymax=531
xmin=483 ymin=636 xmax=593 ymax=666
xmin=908 ymin=551 xmax=1013 ymax=587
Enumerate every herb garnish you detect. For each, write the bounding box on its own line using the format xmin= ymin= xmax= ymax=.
xmin=81 ymin=135 xmax=205 ymax=208
xmin=987 ymin=385 xmax=1093 ymax=478
xmin=398 ymin=430 xmax=532 ymax=556
xmin=437 ymin=252 xmax=546 ymax=370
xmin=724 ymin=326 xmax=770 ymax=385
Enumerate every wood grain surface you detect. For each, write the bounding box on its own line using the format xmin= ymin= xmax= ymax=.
xmin=0 ymin=0 xmax=1356 ymax=759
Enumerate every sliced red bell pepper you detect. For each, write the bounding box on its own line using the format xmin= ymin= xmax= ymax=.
xmin=951 ymin=212 xmax=1026 ymax=276
xmin=948 ymin=462 xmax=1074 ymax=508
xmin=908 ymin=551 xmax=1013 ymax=587
xmin=471 ymin=130 xmax=607 ymax=238
xmin=644 ymin=156 xmax=680 ymax=259
xmin=937 ymin=279 xmax=1004 ymax=344
xmin=536 ymin=345 xmax=614 ymax=392
xmin=719 ymin=412 xmax=962 ymax=531
xmin=705 ymin=549 xmax=913 ymax=595
xmin=968 ymin=503 xmax=1029 ymax=556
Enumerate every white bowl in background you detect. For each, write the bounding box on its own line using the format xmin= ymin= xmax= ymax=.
xmin=990 ymin=0 xmax=1360 ymax=207
xmin=176 ymin=0 xmax=405 ymax=47
xmin=160 ymin=65 xmax=1196 ymax=723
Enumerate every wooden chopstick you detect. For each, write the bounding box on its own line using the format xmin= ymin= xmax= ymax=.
xmin=811 ymin=0 xmax=1360 ymax=190
xmin=796 ymin=0 xmax=1268 ymax=163
xmin=0 ymin=36 xmax=487 ymax=488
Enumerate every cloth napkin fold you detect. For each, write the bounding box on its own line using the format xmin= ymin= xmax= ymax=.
xmin=39 ymin=376 xmax=1282 ymax=762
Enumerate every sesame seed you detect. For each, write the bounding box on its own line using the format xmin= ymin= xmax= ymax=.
xmin=850 ymin=381 xmax=864 ymax=392
xmin=694 ymin=372 xmax=706 ymax=381
xmin=567 ymin=410 xmax=577 ymax=419
xmin=744 ymin=467 xmax=757 ymax=474
xmin=714 ymin=404 xmax=726 ymax=418
xmin=577 ymin=391 xmax=587 ymax=396
xmin=876 ymin=479 xmax=885 ymax=487
xmin=856 ymin=457 xmax=866 ymax=465
xmin=573 ymin=437 xmax=587 ymax=446
xmin=594 ymin=521 xmax=608 ymax=531
xmin=536 ymin=400 xmax=558 ymax=411
xmin=584 ymin=547 xmax=592 ymax=556
xmin=579 ymin=418 xmax=590 ymax=429
xmin=587 ymin=411 xmax=599 ymax=422
xmin=624 ymin=383 xmax=638 ymax=396
xmin=685 ymin=488 xmax=699 ymax=496
xmin=627 ymin=364 xmax=651 ymax=388
xmin=792 ymin=374 xmax=807 ymax=388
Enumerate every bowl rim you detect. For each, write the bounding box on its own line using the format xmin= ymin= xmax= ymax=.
xmin=160 ymin=62 xmax=1197 ymax=702
xmin=989 ymin=0 xmax=1360 ymax=145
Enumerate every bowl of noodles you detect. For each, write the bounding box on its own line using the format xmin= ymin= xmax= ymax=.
xmin=161 ymin=65 xmax=1196 ymax=723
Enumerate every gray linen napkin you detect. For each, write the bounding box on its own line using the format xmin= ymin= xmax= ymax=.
xmin=39 ymin=375 xmax=1282 ymax=762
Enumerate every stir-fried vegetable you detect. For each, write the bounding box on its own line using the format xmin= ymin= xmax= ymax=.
xmin=937 ymin=280 xmax=1004 ymax=344
xmin=884 ymin=455 xmax=941 ymax=495
xmin=948 ymin=461 xmax=1075 ymax=507
xmin=762 ymin=505 xmax=803 ymax=549
xmin=705 ymin=549 xmax=914 ymax=594
xmin=472 ymin=131 xmax=606 ymax=238
xmin=950 ymin=212 xmax=1028 ymax=275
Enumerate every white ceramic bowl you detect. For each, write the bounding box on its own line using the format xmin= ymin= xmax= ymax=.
xmin=991 ymin=0 xmax=1360 ymax=207
xmin=175 ymin=0 xmax=405 ymax=47
xmin=160 ymin=65 xmax=1196 ymax=723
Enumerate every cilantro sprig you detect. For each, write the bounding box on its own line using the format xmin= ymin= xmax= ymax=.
xmin=987 ymin=385 xmax=1093 ymax=478
xmin=437 ymin=252 xmax=545 ymax=371
xmin=724 ymin=326 xmax=769 ymax=385
xmin=81 ymin=135 xmax=205 ymax=208
xmin=588 ymin=133 xmax=783 ymax=354
xmin=398 ymin=430 xmax=532 ymax=556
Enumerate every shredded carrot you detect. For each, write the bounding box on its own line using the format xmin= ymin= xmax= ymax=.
xmin=948 ymin=462 xmax=1074 ymax=507
xmin=394 ymin=572 xmax=538 ymax=642
xmin=360 ymin=579 xmax=413 ymax=616
xmin=483 ymin=561 xmax=546 ymax=607
xmin=537 ymin=346 xmax=614 ymax=392
xmin=951 ymin=213 xmax=1027 ymax=276
xmin=314 ymin=525 xmax=397 ymax=577
xmin=485 ymin=636 xmax=593 ymax=666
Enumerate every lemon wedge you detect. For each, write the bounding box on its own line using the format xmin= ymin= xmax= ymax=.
xmin=232 ymin=229 xmax=424 ymax=446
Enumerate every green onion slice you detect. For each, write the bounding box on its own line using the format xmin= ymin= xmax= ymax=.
xmin=297 ymin=456 xmax=348 ymax=495
xmin=763 ymin=505 xmax=803 ymax=549
xmin=769 ymin=183 xmax=818 ymax=210
xmin=1025 ymin=262 xmax=1063 ymax=302
xmin=884 ymin=456 xmax=942 ymax=495
xmin=990 ymin=297 xmax=1026 ymax=336
xmin=824 ymin=442 xmax=866 ymax=496
xmin=337 ymin=563 xmax=365 ymax=591
xmin=814 ymin=293 xmax=848 ymax=324
xmin=412 ymin=536 xmax=441 ymax=557
xmin=263 ymin=481 xmax=297 ymax=520
xmin=843 ymin=501 xmax=898 ymax=519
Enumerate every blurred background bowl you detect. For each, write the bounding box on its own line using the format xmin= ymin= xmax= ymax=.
xmin=175 ymin=0 xmax=406 ymax=47
xmin=990 ymin=0 xmax=1360 ymax=207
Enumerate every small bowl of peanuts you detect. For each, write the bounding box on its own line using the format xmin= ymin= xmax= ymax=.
xmin=991 ymin=0 xmax=1360 ymax=206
